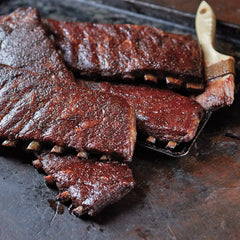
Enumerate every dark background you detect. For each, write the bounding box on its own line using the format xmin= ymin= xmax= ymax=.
xmin=0 ymin=1 xmax=240 ymax=240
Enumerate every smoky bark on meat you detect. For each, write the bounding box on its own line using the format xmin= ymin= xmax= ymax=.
xmin=35 ymin=153 xmax=135 ymax=216
xmin=0 ymin=8 xmax=136 ymax=161
xmin=0 ymin=9 xmax=74 ymax=82
xmin=43 ymin=19 xmax=204 ymax=89
xmin=0 ymin=65 xmax=136 ymax=160
xmin=78 ymin=80 xmax=204 ymax=143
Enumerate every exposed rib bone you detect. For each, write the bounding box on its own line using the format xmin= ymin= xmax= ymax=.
xmin=2 ymin=140 xmax=17 ymax=147
xmin=166 ymin=141 xmax=177 ymax=149
xmin=26 ymin=141 xmax=41 ymax=151
xmin=32 ymin=159 xmax=43 ymax=170
xmin=72 ymin=206 xmax=86 ymax=217
xmin=186 ymin=82 xmax=204 ymax=91
xmin=146 ymin=136 xmax=156 ymax=144
xmin=56 ymin=191 xmax=71 ymax=202
xmin=166 ymin=76 xmax=183 ymax=87
xmin=44 ymin=175 xmax=55 ymax=185
xmin=100 ymin=154 xmax=111 ymax=161
xmin=77 ymin=151 xmax=88 ymax=159
xmin=51 ymin=145 xmax=64 ymax=154
xmin=122 ymin=73 xmax=135 ymax=81
xmin=144 ymin=74 xmax=158 ymax=83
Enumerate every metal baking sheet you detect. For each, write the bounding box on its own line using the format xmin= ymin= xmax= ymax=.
xmin=1 ymin=0 xmax=240 ymax=239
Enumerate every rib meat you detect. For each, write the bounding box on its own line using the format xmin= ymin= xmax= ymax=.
xmin=0 ymin=65 xmax=136 ymax=160
xmin=34 ymin=153 xmax=135 ymax=216
xmin=43 ymin=19 xmax=204 ymax=88
xmin=78 ymin=80 xmax=204 ymax=143
xmin=0 ymin=8 xmax=136 ymax=161
xmin=0 ymin=8 xmax=74 ymax=82
xmin=194 ymin=74 xmax=235 ymax=110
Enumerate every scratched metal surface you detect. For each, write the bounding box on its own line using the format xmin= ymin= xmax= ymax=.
xmin=0 ymin=0 xmax=240 ymax=240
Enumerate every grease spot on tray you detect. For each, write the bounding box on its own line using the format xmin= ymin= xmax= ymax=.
xmin=48 ymin=199 xmax=64 ymax=214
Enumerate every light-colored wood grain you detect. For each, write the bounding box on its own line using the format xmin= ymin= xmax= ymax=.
xmin=196 ymin=1 xmax=235 ymax=80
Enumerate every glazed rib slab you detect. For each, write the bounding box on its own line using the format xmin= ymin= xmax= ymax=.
xmin=78 ymin=80 xmax=204 ymax=143
xmin=34 ymin=153 xmax=135 ymax=216
xmin=43 ymin=19 xmax=204 ymax=88
xmin=0 ymin=8 xmax=136 ymax=161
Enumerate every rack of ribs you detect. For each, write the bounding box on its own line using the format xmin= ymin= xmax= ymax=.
xmin=0 ymin=8 xmax=136 ymax=161
xmin=0 ymin=64 xmax=136 ymax=160
xmin=43 ymin=19 xmax=204 ymax=91
xmin=33 ymin=153 xmax=135 ymax=216
xmin=78 ymin=80 xmax=204 ymax=145
xmin=0 ymin=7 xmax=207 ymax=217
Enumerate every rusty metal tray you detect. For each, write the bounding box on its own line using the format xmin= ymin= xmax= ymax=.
xmin=1 ymin=0 xmax=240 ymax=239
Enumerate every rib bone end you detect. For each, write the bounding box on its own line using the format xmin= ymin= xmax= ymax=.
xmin=166 ymin=76 xmax=183 ymax=88
xmin=32 ymin=159 xmax=43 ymax=170
xmin=51 ymin=145 xmax=64 ymax=154
xmin=56 ymin=191 xmax=71 ymax=202
xmin=2 ymin=140 xmax=17 ymax=147
xmin=144 ymin=74 xmax=158 ymax=83
xmin=186 ymin=82 xmax=205 ymax=91
xmin=166 ymin=141 xmax=177 ymax=149
xmin=146 ymin=136 xmax=156 ymax=144
xmin=77 ymin=151 xmax=88 ymax=159
xmin=26 ymin=141 xmax=41 ymax=151
xmin=44 ymin=175 xmax=55 ymax=185
xmin=72 ymin=206 xmax=86 ymax=217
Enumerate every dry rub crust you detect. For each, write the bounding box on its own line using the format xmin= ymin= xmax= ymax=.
xmin=0 ymin=8 xmax=136 ymax=161
xmin=43 ymin=19 xmax=204 ymax=85
xmin=0 ymin=65 xmax=136 ymax=160
xmin=78 ymin=80 xmax=204 ymax=143
xmin=36 ymin=153 xmax=135 ymax=216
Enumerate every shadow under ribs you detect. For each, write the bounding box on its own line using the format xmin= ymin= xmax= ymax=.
xmin=34 ymin=153 xmax=135 ymax=216
xmin=0 ymin=8 xmax=136 ymax=161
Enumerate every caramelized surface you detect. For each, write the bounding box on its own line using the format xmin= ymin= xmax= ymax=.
xmin=37 ymin=153 xmax=135 ymax=216
xmin=0 ymin=8 xmax=136 ymax=161
xmin=78 ymin=80 xmax=204 ymax=143
xmin=0 ymin=65 xmax=136 ymax=160
xmin=0 ymin=8 xmax=73 ymax=82
xmin=44 ymin=19 xmax=204 ymax=85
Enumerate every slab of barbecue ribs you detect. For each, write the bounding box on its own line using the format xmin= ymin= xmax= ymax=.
xmin=43 ymin=18 xmax=236 ymax=110
xmin=0 ymin=7 xmax=207 ymax=217
xmin=43 ymin=19 xmax=204 ymax=91
xmin=0 ymin=7 xmax=136 ymax=161
xmin=0 ymin=7 xmax=137 ymax=216
xmin=78 ymin=80 xmax=204 ymax=144
xmin=33 ymin=153 xmax=135 ymax=216
xmin=0 ymin=64 xmax=136 ymax=160
xmin=42 ymin=17 xmax=205 ymax=144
